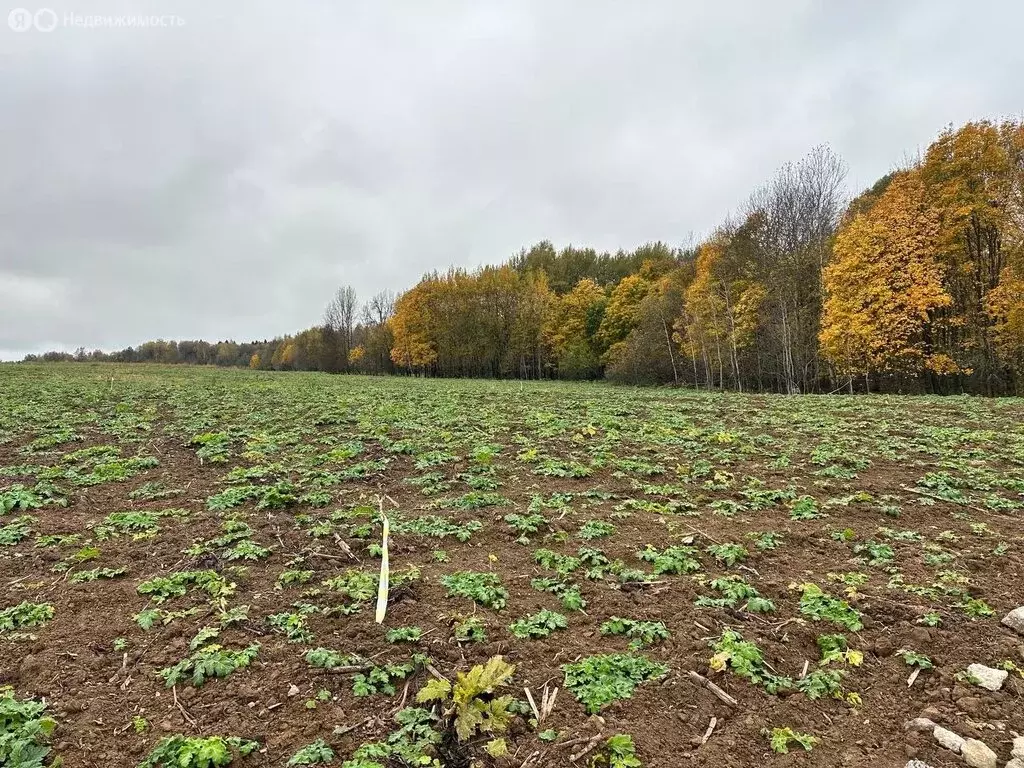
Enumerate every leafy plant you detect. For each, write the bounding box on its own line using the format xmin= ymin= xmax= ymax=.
xmin=709 ymin=630 xmax=792 ymax=694
xmin=416 ymin=656 xmax=516 ymax=741
xmin=852 ymin=540 xmax=895 ymax=566
xmin=896 ymin=649 xmax=933 ymax=669
xmin=323 ymin=569 xmax=377 ymax=604
xmin=0 ymin=687 xmax=58 ymax=768
xmin=816 ymin=634 xmax=863 ymax=667
xmin=69 ymin=566 xmax=127 ymax=583
xmin=305 ymin=648 xmax=364 ymax=670
xmin=340 ymin=706 xmax=440 ymax=766
xmin=451 ymin=615 xmax=487 ymax=643
xmin=955 ymin=597 xmax=995 ymax=618
xmin=793 ymin=583 xmax=864 ymax=630
xmin=267 ymin=609 xmax=315 ymax=643
xmin=695 ymin=575 xmax=761 ymax=609
xmin=0 ymin=602 xmax=54 ymax=633
xmin=600 ymin=617 xmax=669 ymax=650
xmin=789 ymin=496 xmax=823 ymax=520
xmin=385 ymin=626 xmax=424 ymax=643
xmin=531 ymin=577 xmax=587 ymax=612
xmin=534 ymin=548 xmax=582 ymax=575
xmin=0 ymin=516 xmax=34 ymax=546
xmin=766 ymin=727 xmax=818 ymax=754
xmin=393 ymin=515 xmax=482 ymax=542
xmin=137 ymin=570 xmax=234 ymax=603
xmin=509 ymin=609 xmax=568 ymax=639
xmin=748 ymin=531 xmax=783 ymax=551
xmin=705 ymin=543 xmax=748 ymax=566
xmin=1 ymin=485 xmax=45 ymax=514
xmin=352 ymin=656 xmax=426 ymax=697
xmin=504 ymin=512 xmax=546 ymax=535
xmin=440 ymin=571 xmax=508 ymax=609
xmin=130 ymin=481 xmax=182 ymax=501
xmin=287 ymin=739 xmax=334 ymax=766
xmin=138 ymin=735 xmax=260 ymax=768
xmin=159 ymin=644 xmax=260 ymax=687
xmin=637 ymin=544 xmax=701 ymax=575
xmin=578 ymin=520 xmax=616 ymax=540
xmin=590 ymin=734 xmax=642 ymax=768
xmin=562 ymin=654 xmax=668 ymax=713
xmin=93 ymin=510 xmax=164 ymax=539
xmin=794 ymin=668 xmax=846 ymax=700
xmin=276 ymin=569 xmax=314 ymax=589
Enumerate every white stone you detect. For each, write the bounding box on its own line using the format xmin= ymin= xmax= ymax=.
xmin=967 ymin=663 xmax=1009 ymax=692
xmin=1003 ymin=606 xmax=1024 ymax=635
xmin=961 ymin=739 xmax=997 ymax=768
xmin=905 ymin=761 xmax=934 ymax=768
xmin=905 ymin=717 xmax=936 ymax=732
xmin=1013 ymin=736 xmax=1024 ymax=760
xmin=1005 ymin=758 xmax=1024 ymax=768
xmin=934 ymin=725 xmax=965 ymax=753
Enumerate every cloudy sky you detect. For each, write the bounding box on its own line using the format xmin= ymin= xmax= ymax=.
xmin=1 ymin=1 xmax=1022 ymax=359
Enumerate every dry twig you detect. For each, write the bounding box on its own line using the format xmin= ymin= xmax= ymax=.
xmin=687 ymin=671 xmax=738 ymax=706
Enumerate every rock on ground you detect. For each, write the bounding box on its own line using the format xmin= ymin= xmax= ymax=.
xmin=1003 ymin=606 xmax=1024 ymax=635
xmin=905 ymin=761 xmax=934 ymax=768
xmin=960 ymin=738 xmax=997 ymax=768
xmin=1006 ymin=759 xmax=1024 ymax=768
xmin=966 ymin=663 xmax=1008 ymax=692
xmin=1014 ymin=736 xmax=1024 ymax=760
xmin=933 ymin=725 xmax=965 ymax=754
xmin=904 ymin=717 xmax=936 ymax=732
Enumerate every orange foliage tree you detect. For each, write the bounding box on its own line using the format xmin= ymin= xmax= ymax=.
xmin=820 ymin=171 xmax=951 ymax=376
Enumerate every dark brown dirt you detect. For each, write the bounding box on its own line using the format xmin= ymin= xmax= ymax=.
xmin=2 ymin=397 xmax=1024 ymax=768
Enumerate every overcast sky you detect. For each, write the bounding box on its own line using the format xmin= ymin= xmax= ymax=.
xmin=1 ymin=1 xmax=1022 ymax=359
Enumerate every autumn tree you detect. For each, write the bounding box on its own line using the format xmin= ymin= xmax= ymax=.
xmin=596 ymin=273 xmax=652 ymax=358
xmin=677 ymin=238 xmax=765 ymax=390
xmin=918 ymin=120 xmax=1024 ymax=391
xmin=820 ymin=171 xmax=951 ymax=380
xmin=542 ymin=278 xmax=606 ymax=379
xmin=347 ymin=345 xmax=366 ymax=368
xmin=509 ymin=269 xmax=553 ymax=378
xmin=606 ymin=267 xmax=691 ymax=385
xmin=987 ymin=271 xmax=1024 ymax=373
xmin=271 ymin=339 xmax=297 ymax=370
xmin=389 ymin=282 xmax=437 ymax=372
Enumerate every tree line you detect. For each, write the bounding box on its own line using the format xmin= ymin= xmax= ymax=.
xmin=26 ymin=119 xmax=1024 ymax=394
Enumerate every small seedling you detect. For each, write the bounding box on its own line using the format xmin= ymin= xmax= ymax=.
xmin=385 ymin=626 xmax=424 ymax=643
xmin=766 ymin=726 xmax=818 ymax=754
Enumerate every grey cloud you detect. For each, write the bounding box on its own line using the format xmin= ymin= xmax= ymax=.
xmin=1 ymin=0 xmax=1023 ymax=359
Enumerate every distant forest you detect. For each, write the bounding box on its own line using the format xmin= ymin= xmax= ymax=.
xmin=28 ymin=119 xmax=1024 ymax=395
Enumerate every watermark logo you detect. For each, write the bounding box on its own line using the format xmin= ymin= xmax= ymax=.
xmin=8 ymin=8 xmax=184 ymax=31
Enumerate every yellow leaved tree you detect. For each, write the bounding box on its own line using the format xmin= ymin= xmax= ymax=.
xmin=820 ymin=171 xmax=950 ymax=375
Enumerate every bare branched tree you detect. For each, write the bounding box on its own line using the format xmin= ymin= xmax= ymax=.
xmin=742 ymin=145 xmax=847 ymax=392
xmin=324 ymin=286 xmax=358 ymax=344
xmin=323 ymin=285 xmax=358 ymax=372
xmin=361 ymin=289 xmax=395 ymax=326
